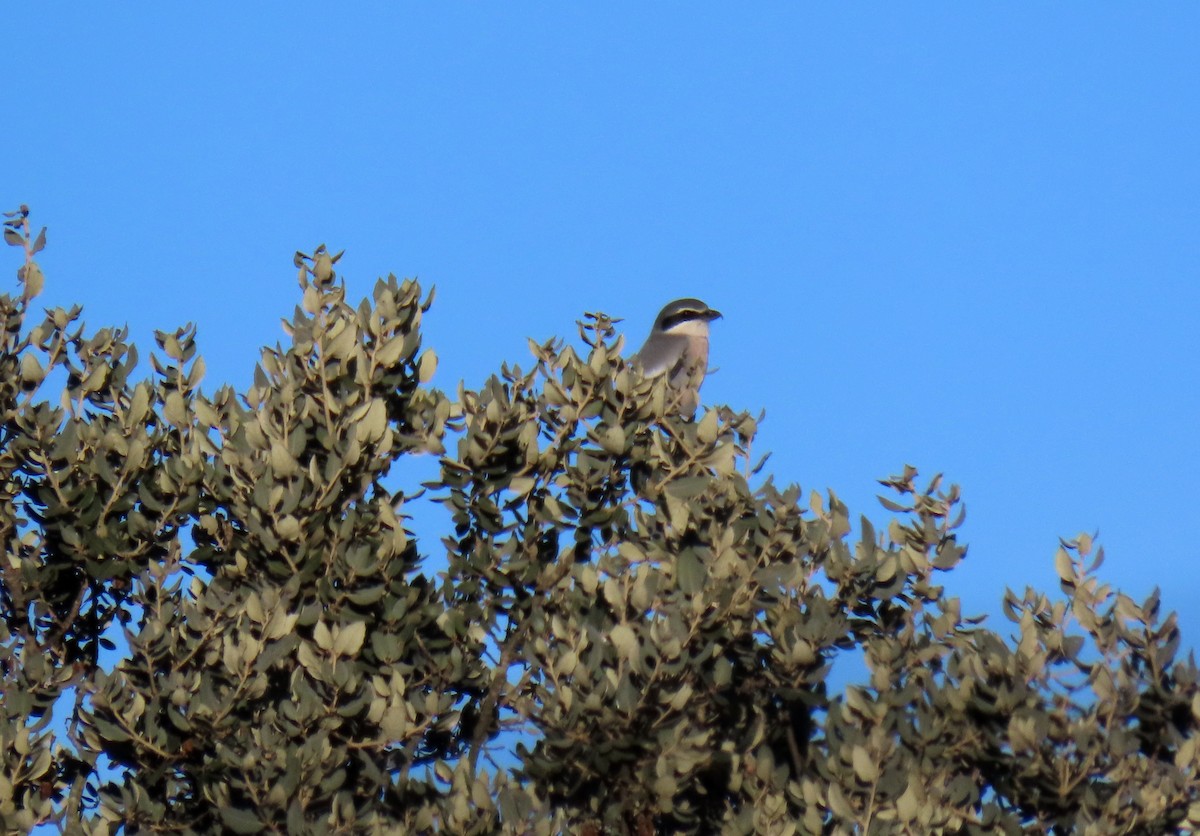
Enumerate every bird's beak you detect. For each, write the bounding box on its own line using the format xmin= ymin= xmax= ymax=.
xmin=706 ymin=308 xmax=723 ymax=320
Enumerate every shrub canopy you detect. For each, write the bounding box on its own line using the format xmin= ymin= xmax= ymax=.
xmin=1 ymin=210 xmax=1197 ymax=834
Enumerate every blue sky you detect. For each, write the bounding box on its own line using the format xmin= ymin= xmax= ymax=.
xmin=9 ymin=5 xmax=1199 ymax=647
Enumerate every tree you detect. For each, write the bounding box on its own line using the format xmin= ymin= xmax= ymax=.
xmin=1 ymin=207 xmax=1197 ymax=834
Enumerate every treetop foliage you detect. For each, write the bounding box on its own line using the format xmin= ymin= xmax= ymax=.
xmin=1 ymin=207 xmax=1198 ymax=834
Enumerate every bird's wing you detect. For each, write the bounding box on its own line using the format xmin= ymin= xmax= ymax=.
xmin=634 ymin=334 xmax=689 ymax=378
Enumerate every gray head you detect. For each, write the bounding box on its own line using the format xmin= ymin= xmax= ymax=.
xmin=633 ymin=298 xmax=722 ymax=388
xmin=650 ymin=298 xmax=723 ymax=335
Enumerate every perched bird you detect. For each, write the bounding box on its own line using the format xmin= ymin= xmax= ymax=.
xmin=632 ymin=298 xmax=722 ymax=391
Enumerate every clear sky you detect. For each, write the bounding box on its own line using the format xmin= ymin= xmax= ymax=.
xmin=9 ymin=6 xmax=1199 ymax=648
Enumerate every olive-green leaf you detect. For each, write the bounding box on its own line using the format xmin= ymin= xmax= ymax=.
xmin=696 ymin=408 xmax=719 ymax=444
xmin=665 ymin=476 xmax=708 ymax=500
xmin=418 ymin=348 xmax=438 ymax=383
xmin=163 ymin=391 xmax=187 ymax=426
xmin=600 ymin=426 xmax=626 ymax=454
xmin=333 ymin=621 xmax=366 ymax=657
xmin=677 ymin=549 xmax=706 ymax=594
xmin=21 ymin=262 xmax=44 ymax=299
xmin=219 ymin=806 xmax=264 ymax=834
xmin=852 ymin=745 xmax=879 ymax=782
xmin=359 ymin=397 xmax=388 ymax=443
xmin=1054 ymin=548 xmax=1075 ymax=583
xmin=609 ymin=625 xmax=638 ymax=661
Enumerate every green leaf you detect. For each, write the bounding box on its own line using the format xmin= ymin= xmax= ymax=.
xmin=418 ymin=349 xmax=438 ymax=383
xmin=358 ymin=397 xmax=388 ymax=443
xmin=677 ymin=549 xmax=706 ymax=594
xmin=617 ymin=542 xmax=646 ymax=564
xmin=665 ymin=476 xmax=708 ymax=500
xmin=20 ymin=262 xmax=43 ymax=299
xmin=713 ymin=656 xmax=732 ymax=687
xmin=270 ymin=441 xmax=300 ymax=477
xmin=852 ymin=745 xmax=879 ymax=782
xmin=827 ymin=784 xmax=853 ymax=820
xmin=127 ymin=383 xmax=150 ymax=424
xmin=314 ymin=621 xmax=333 ymax=652
xmin=219 ymin=806 xmax=264 ymax=834
xmin=333 ymin=621 xmax=366 ymax=657
xmin=375 ymin=333 xmax=406 ymax=367
xmin=600 ymin=426 xmax=626 ymax=454
xmin=275 ymin=515 xmax=300 ymax=541
xmin=809 ymin=490 xmax=824 ymax=515
xmin=18 ymin=352 xmax=44 ymax=387
xmin=896 ymin=783 xmax=919 ymax=821
xmin=609 ymin=625 xmax=638 ymax=661
xmin=1054 ymin=548 xmax=1075 ymax=583
xmin=696 ymin=408 xmax=719 ymax=444
xmin=313 ymin=252 xmax=334 ymax=283
xmin=555 ymin=650 xmax=579 ymax=677
xmin=163 ymin=391 xmax=187 ymax=426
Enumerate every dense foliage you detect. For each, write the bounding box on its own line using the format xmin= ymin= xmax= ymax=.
xmin=1 ymin=208 xmax=1197 ymax=834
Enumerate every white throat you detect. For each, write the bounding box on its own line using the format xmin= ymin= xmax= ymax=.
xmin=662 ymin=320 xmax=711 ymax=338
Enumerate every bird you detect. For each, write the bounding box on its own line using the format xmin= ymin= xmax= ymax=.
xmin=632 ymin=298 xmax=722 ymax=392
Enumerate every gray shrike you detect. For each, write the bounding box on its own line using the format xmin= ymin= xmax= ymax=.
xmin=632 ymin=298 xmax=722 ymax=391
